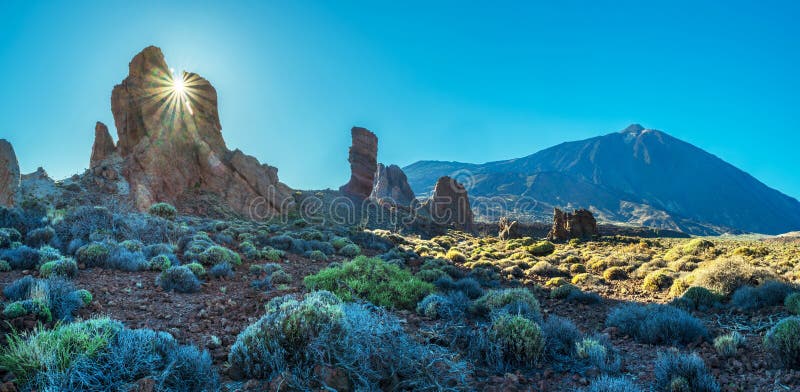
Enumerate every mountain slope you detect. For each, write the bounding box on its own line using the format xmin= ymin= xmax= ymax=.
xmin=404 ymin=124 xmax=800 ymax=235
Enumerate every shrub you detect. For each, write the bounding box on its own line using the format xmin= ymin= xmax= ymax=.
xmin=149 ymin=254 xmax=172 ymax=271
xmin=228 ymin=292 xmax=467 ymax=388
xmin=572 ymin=273 xmax=603 ymax=286
xmin=642 ymin=270 xmax=673 ymax=292
xmin=0 ymin=245 xmax=40 ymax=270
xmin=0 ymin=260 xmax=10 ymax=272
xmin=39 ymin=257 xmax=78 ymax=278
xmin=330 ymin=236 xmax=353 ymax=250
xmin=490 ymin=313 xmax=544 ymax=366
xmin=528 ymin=241 xmax=555 ymax=256
xmin=270 ymin=269 xmax=292 ymax=285
xmin=4 ymin=277 xmax=86 ymax=322
xmin=25 ymin=226 xmax=55 ymax=248
xmin=434 ymin=277 xmax=484 ymax=299
xmin=304 ymin=256 xmax=433 ymax=310
xmin=472 ymin=288 xmax=541 ymax=319
xmin=148 ymin=202 xmax=177 ymax=220
xmin=682 ymin=238 xmax=714 ymax=255
xmin=575 ymin=337 xmax=619 ymax=372
xmin=75 ymin=243 xmax=110 ymax=267
xmin=158 ymin=266 xmax=201 ymax=293
xmin=693 ymin=257 xmax=773 ymax=296
xmin=680 ymin=286 xmax=721 ymax=310
xmin=714 ymin=331 xmax=744 ymax=357
xmin=731 ymin=281 xmax=795 ymax=310
xmin=337 ymin=243 xmax=361 ymax=257
xmin=529 ymin=261 xmax=562 ymax=277
xmin=763 ymin=317 xmax=800 ymax=368
xmin=199 ymin=245 xmax=241 ymax=267
xmin=3 ymin=301 xmax=27 ymax=318
xmin=567 ymin=289 xmax=602 ymax=304
xmin=606 ymin=303 xmax=708 ymax=345
xmin=785 ymin=292 xmax=800 ymax=315
xmin=3 ymin=275 xmax=35 ymax=300
xmin=416 ymin=292 xmax=469 ymax=320
xmin=603 ymin=266 xmax=628 ymax=280
xmin=445 ymin=248 xmax=467 ymax=263
xmin=308 ymin=250 xmax=327 ymax=262
xmin=653 ymin=351 xmax=720 ymax=392
xmin=581 ymin=375 xmax=642 ymax=392
xmin=545 ymin=277 xmax=569 ymax=287
xmin=551 ymin=284 xmax=579 ymax=299
xmin=209 ymin=262 xmax=234 ymax=279
xmin=106 ymin=247 xmax=149 ymax=271
xmin=262 ymin=247 xmax=285 ymax=262
xmin=542 ymin=316 xmax=580 ymax=360
xmin=75 ymin=289 xmax=92 ymax=305
xmin=184 ymin=262 xmax=206 ymax=278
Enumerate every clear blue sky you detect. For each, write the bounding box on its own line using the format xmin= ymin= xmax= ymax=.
xmin=1 ymin=1 xmax=798 ymax=199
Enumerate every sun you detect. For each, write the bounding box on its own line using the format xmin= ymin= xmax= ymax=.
xmin=171 ymin=69 xmax=186 ymax=94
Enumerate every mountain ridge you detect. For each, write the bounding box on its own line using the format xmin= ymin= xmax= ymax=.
xmin=404 ymin=125 xmax=800 ymax=235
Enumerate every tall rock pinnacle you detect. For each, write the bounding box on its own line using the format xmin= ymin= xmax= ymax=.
xmin=340 ymin=127 xmax=378 ymax=199
xmin=0 ymin=139 xmax=20 ymax=207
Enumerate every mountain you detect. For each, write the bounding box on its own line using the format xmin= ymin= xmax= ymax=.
xmin=404 ymin=124 xmax=800 ymax=235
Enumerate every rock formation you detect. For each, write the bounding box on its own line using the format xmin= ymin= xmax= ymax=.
xmin=370 ymin=163 xmax=416 ymax=207
xmin=0 ymin=139 xmax=20 ymax=207
xmin=498 ymin=217 xmax=520 ymax=240
xmin=340 ymin=127 xmax=378 ymax=199
xmin=90 ymin=122 xmax=116 ymax=168
xmin=547 ymin=208 xmax=597 ymax=241
xmin=423 ymin=176 xmax=473 ymax=231
xmin=99 ymin=46 xmax=293 ymax=217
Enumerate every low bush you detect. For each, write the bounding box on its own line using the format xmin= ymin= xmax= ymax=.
xmin=653 ymin=351 xmax=720 ymax=392
xmin=551 ymin=283 xmax=580 ymax=299
xmin=785 ymin=292 xmax=800 ymax=315
xmin=0 ymin=260 xmax=10 ymax=272
xmin=566 ymin=289 xmax=602 ymax=305
xmin=228 ymin=291 xmax=467 ymax=389
xmin=713 ymin=331 xmax=744 ymax=357
xmin=490 ymin=313 xmax=544 ymax=366
xmin=416 ymin=291 xmax=469 ymax=320
xmin=472 ymin=288 xmax=541 ymax=319
xmin=106 ymin=247 xmax=149 ymax=271
xmin=606 ymin=303 xmax=708 ymax=345
xmin=434 ymin=276 xmax=484 ymax=299
xmin=528 ymin=261 xmax=563 ymax=277
xmin=199 ymin=245 xmax=241 ymax=267
xmin=1 ymin=277 xmax=87 ymax=322
xmin=209 ymin=262 xmax=234 ymax=279
xmin=337 ymin=243 xmax=361 ymax=257
xmin=158 ymin=266 xmax=201 ymax=293
xmin=581 ymin=375 xmax=642 ymax=392
xmin=603 ymin=266 xmax=628 ymax=280
xmin=642 ymin=270 xmax=673 ymax=292
xmin=75 ymin=243 xmax=110 ymax=267
xmin=304 ymin=256 xmax=433 ymax=310
xmin=527 ymin=241 xmax=555 ymax=256
xmin=693 ymin=257 xmax=774 ymax=296
xmin=184 ymin=262 xmax=206 ymax=278
xmin=148 ymin=202 xmax=178 ymax=220
xmin=0 ymin=317 xmax=219 ymax=391
xmin=39 ymin=257 xmax=78 ymax=278
xmin=149 ymin=254 xmax=172 ymax=271
xmin=25 ymin=226 xmax=55 ymax=248
xmin=575 ymin=336 xmax=620 ymax=373
xmin=541 ymin=316 xmax=580 ymax=360
xmin=0 ymin=245 xmax=40 ymax=270
xmin=676 ymin=286 xmax=721 ymax=311
xmin=763 ymin=317 xmax=800 ymax=368
xmin=731 ymin=281 xmax=795 ymax=310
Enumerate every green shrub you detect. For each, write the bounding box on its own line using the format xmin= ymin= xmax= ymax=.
xmin=528 ymin=261 xmax=562 ymax=277
xmin=642 ymin=270 xmax=673 ymax=292
xmin=199 ymin=246 xmax=241 ymax=266
xmin=603 ymin=267 xmax=627 ymax=280
xmin=490 ymin=314 xmax=544 ymax=366
xmin=0 ymin=318 xmax=122 ymax=385
xmin=679 ymin=286 xmax=721 ymax=310
xmin=184 ymin=262 xmax=206 ymax=278
xmin=473 ymin=288 xmax=540 ymax=317
xmin=39 ymin=258 xmax=78 ymax=279
xmin=527 ymin=241 xmax=555 ymax=256
xmin=304 ymin=256 xmax=433 ymax=310
xmin=75 ymin=289 xmax=93 ymax=305
xmin=148 ymin=202 xmax=177 ymax=220
xmin=551 ymin=284 xmax=579 ymax=299
xmin=3 ymin=301 xmax=28 ymax=318
xmin=714 ymin=331 xmax=744 ymax=357
xmin=681 ymin=238 xmax=714 ymax=255
xmin=308 ymin=250 xmax=327 ymax=262
xmin=693 ymin=257 xmax=773 ymax=296
xmin=75 ymin=243 xmax=110 ymax=267
xmin=262 ymin=247 xmax=285 ymax=262
xmin=764 ymin=317 xmax=800 ymax=368
xmin=149 ymin=255 xmax=172 ymax=271
xmin=445 ymin=248 xmax=467 ymax=263
xmin=330 ymin=237 xmax=353 ymax=250
xmin=785 ymin=293 xmax=800 ymax=315
xmin=0 ymin=260 xmax=11 ymax=272
xmin=337 ymin=243 xmax=361 ymax=257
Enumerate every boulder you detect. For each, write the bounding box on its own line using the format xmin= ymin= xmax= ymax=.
xmin=498 ymin=217 xmax=520 ymax=240
xmin=0 ymin=139 xmax=20 ymax=207
xmin=90 ymin=121 xmax=116 ymax=168
xmin=547 ymin=208 xmax=597 ymax=241
xmin=370 ymin=163 xmax=416 ymax=207
xmin=340 ymin=127 xmax=378 ymax=199
xmin=108 ymin=46 xmax=294 ymax=217
xmin=422 ymin=176 xmax=473 ymax=231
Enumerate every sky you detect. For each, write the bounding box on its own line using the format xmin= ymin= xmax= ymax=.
xmin=0 ymin=1 xmax=798 ymax=199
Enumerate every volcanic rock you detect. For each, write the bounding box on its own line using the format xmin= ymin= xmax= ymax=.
xmin=108 ymin=46 xmax=294 ymax=216
xmin=547 ymin=208 xmax=597 ymax=241
xmin=340 ymin=127 xmax=378 ymax=199
xmin=370 ymin=163 xmax=416 ymax=207
xmin=0 ymin=139 xmax=20 ymax=207
xmin=422 ymin=176 xmax=473 ymax=231
xmin=498 ymin=217 xmax=520 ymax=240
xmin=90 ymin=121 xmax=116 ymax=168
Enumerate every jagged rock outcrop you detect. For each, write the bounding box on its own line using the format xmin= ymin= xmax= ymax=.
xmin=340 ymin=127 xmax=378 ymax=199
xmin=422 ymin=176 xmax=473 ymax=231
xmin=104 ymin=46 xmax=294 ymax=217
xmin=90 ymin=122 xmax=116 ymax=168
xmin=0 ymin=140 xmax=20 ymax=207
xmin=370 ymin=163 xmax=416 ymax=207
xmin=547 ymin=208 xmax=597 ymax=241
xmin=498 ymin=217 xmax=520 ymax=240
